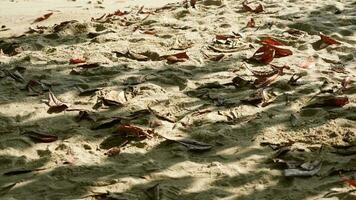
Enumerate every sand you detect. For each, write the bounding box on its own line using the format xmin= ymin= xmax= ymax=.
xmin=0 ymin=0 xmax=355 ymax=199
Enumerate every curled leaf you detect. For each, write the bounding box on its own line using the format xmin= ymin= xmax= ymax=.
xmin=160 ymin=52 xmax=189 ymax=64
xmin=47 ymin=91 xmax=69 ymax=113
xmin=23 ymin=131 xmax=58 ymax=143
xmin=33 ymin=13 xmax=53 ymax=24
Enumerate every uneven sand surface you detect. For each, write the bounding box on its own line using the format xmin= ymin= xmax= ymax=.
xmin=0 ymin=0 xmax=356 ymax=199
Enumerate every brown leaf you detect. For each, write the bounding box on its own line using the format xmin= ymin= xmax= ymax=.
xmin=241 ymin=89 xmax=276 ymax=107
xmin=106 ymin=9 xmax=129 ymax=18
xmin=23 ymin=131 xmax=58 ymax=143
xmin=33 ymin=13 xmax=53 ymax=24
xmin=202 ymin=51 xmax=225 ymax=61
xmin=252 ymin=45 xmax=276 ymax=64
xmin=105 ymin=147 xmax=121 ymax=157
xmin=69 ymin=58 xmax=86 ymax=64
xmin=47 ymin=91 xmax=69 ymax=113
xmin=247 ymin=18 xmax=256 ymax=28
xmin=101 ymin=97 xmax=124 ymax=108
xmin=242 ymin=1 xmax=264 ymax=13
xmin=285 ymin=28 xmax=305 ymax=36
xmin=77 ymin=86 xmax=100 ymax=96
xmin=25 ymin=79 xmax=49 ymax=95
xmin=76 ymin=110 xmax=97 ymax=122
xmin=215 ymin=34 xmax=236 ymax=40
xmin=304 ymin=96 xmax=349 ymax=108
xmin=190 ymin=0 xmax=197 ymax=8
xmin=319 ymin=32 xmax=341 ymax=45
xmin=160 ymin=52 xmax=189 ymax=64
xmin=273 ymin=46 xmax=293 ymax=58
xmin=116 ymin=124 xmax=151 ymax=140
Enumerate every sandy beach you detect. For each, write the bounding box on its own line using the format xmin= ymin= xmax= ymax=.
xmin=0 ymin=0 xmax=355 ymax=199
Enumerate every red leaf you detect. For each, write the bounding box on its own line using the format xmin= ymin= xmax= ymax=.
xmin=33 ymin=12 xmax=53 ymax=23
xmin=319 ymin=32 xmax=341 ymax=45
xmin=260 ymin=37 xmax=284 ymax=46
xmin=69 ymin=58 xmax=86 ymax=64
xmin=342 ymin=176 xmax=356 ymax=187
xmin=253 ymin=45 xmax=275 ymax=64
xmin=247 ymin=18 xmax=256 ymax=28
xmin=273 ymin=46 xmax=293 ymax=58
xmin=23 ymin=131 xmax=58 ymax=143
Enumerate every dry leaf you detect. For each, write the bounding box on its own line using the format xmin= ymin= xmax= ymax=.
xmin=47 ymin=91 xmax=69 ymax=113
xmin=3 ymin=168 xmax=46 ymax=176
xmin=105 ymin=147 xmax=121 ymax=157
xmin=33 ymin=13 xmax=53 ymax=24
xmin=260 ymin=37 xmax=284 ymax=46
xmin=91 ymin=117 xmax=122 ymax=130
xmin=242 ymin=0 xmax=264 ymax=13
xmin=319 ymin=32 xmax=341 ymax=45
xmin=23 ymin=131 xmax=58 ymax=143
xmin=116 ymin=124 xmax=151 ymax=140
xmin=70 ymin=58 xmax=86 ymax=64
xmin=304 ymin=96 xmax=349 ymax=108
xmin=247 ymin=18 xmax=256 ymax=28
xmin=160 ymin=52 xmax=189 ymax=64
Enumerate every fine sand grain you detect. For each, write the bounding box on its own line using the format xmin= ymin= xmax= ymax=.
xmin=0 ymin=0 xmax=355 ymax=199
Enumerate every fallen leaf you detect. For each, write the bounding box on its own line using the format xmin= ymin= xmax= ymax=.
xmin=162 ymin=135 xmax=213 ymax=151
xmin=247 ymin=18 xmax=255 ymax=28
xmin=33 ymin=13 xmax=53 ymax=24
xmin=319 ymin=32 xmax=341 ymax=45
xmin=285 ymin=28 xmax=305 ymax=36
xmin=252 ymin=45 xmax=276 ymax=64
xmin=70 ymin=58 xmax=86 ymax=64
xmin=22 ymin=131 xmax=58 ymax=143
xmin=116 ymin=124 xmax=151 ymax=140
xmin=190 ymin=0 xmax=197 ymax=8
xmin=242 ymin=0 xmax=264 ymax=13
xmin=91 ymin=117 xmax=122 ymax=130
xmin=342 ymin=177 xmax=356 ymax=187
xmin=100 ymin=97 xmax=124 ymax=108
xmin=105 ymin=147 xmax=121 ymax=157
xmin=241 ymin=89 xmax=276 ymax=107
xmin=77 ymin=86 xmax=100 ymax=96
xmin=106 ymin=9 xmax=129 ymax=18
xmin=303 ymin=96 xmax=349 ymax=108
xmin=260 ymin=37 xmax=284 ymax=46
xmin=3 ymin=168 xmax=46 ymax=176
xmin=46 ymin=91 xmax=69 ymax=113
xmin=202 ymin=51 xmax=225 ymax=61
xmin=215 ymin=34 xmax=236 ymax=41
xmin=160 ymin=52 xmax=189 ymax=64
xmin=76 ymin=110 xmax=97 ymax=122
xmin=76 ymin=63 xmax=100 ymax=69
xmin=25 ymin=79 xmax=49 ymax=95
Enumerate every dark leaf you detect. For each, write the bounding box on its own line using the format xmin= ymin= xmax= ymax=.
xmin=215 ymin=34 xmax=236 ymax=40
xmin=190 ymin=0 xmax=197 ymax=8
xmin=101 ymin=97 xmax=124 ymax=108
xmin=304 ymin=96 xmax=349 ymax=108
xmin=146 ymin=183 xmax=160 ymax=200
xmin=3 ymin=168 xmax=46 ymax=176
xmin=91 ymin=117 xmax=122 ymax=130
xmin=76 ymin=63 xmax=100 ymax=69
xmin=33 ymin=13 xmax=53 ymax=24
xmin=77 ymin=86 xmax=100 ymax=96
xmin=23 ymin=131 xmax=58 ymax=143
xmin=0 ymin=183 xmax=17 ymax=196
xmin=76 ymin=110 xmax=97 ymax=122
xmin=162 ymin=135 xmax=213 ymax=151
xmin=25 ymin=79 xmax=49 ymax=95
xmin=46 ymin=91 xmax=69 ymax=113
